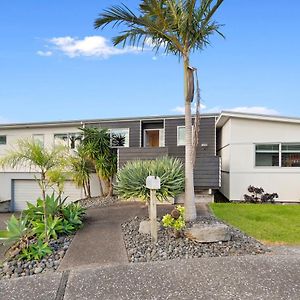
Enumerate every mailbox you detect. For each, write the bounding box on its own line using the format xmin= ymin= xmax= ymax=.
xmin=146 ymin=176 xmax=161 ymax=190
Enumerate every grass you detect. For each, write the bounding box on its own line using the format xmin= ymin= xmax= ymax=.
xmin=209 ymin=203 xmax=300 ymax=245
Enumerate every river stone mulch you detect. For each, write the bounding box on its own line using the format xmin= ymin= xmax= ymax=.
xmin=122 ymin=216 xmax=270 ymax=263
xmin=0 ymin=235 xmax=73 ymax=280
xmin=76 ymin=196 xmax=119 ymax=209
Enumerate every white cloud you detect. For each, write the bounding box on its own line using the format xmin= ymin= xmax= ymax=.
xmin=225 ymin=106 xmax=279 ymax=115
xmin=203 ymin=105 xmax=279 ymax=115
xmin=37 ymin=50 xmax=53 ymax=57
xmin=172 ymin=103 xmax=207 ymax=114
xmin=38 ymin=35 xmax=143 ymax=59
xmin=172 ymin=104 xmax=279 ymax=116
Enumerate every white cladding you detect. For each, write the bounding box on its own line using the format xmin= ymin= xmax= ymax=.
xmin=218 ymin=117 xmax=300 ymax=202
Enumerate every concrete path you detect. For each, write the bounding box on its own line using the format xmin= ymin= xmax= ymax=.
xmin=1 ymin=254 xmax=299 ymax=300
xmin=59 ymin=201 xmax=199 ymax=270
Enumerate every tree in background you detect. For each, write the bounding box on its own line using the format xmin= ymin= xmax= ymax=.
xmin=94 ymin=0 xmax=224 ymax=220
xmin=0 ymin=140 xmax=67 ymax=240
xmin=69 ymin=145 xmax=94 ymax=198
xmin=80 ymin=127 xmax=117 ymax=197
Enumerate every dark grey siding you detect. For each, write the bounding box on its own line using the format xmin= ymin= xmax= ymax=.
xmin=118 ymin=147 xmax=168 ymax=168
xmin=165 ymin=116 xmax=220 ymax=189
xmin=87 ymin=120 xmax=140 ymax=147
xmin=92 ymin=116 xmax=220 ymax=190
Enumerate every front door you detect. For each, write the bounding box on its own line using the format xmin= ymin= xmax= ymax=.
xmin=144 ymin=130 xmax=160 ymax=147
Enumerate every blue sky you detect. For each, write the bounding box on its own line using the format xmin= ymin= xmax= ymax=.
xmin=0 ymin=0 xmax=300 ymax=123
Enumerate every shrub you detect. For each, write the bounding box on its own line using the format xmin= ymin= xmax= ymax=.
xmin=62 ymin=203 xmax=86 ymax=231
xmin=19 ymin=239 xmax=52 ymax=261
xmin=244 ymin=185 xmax=278 ymax=203
xmin=116 ymin=157 xmax=184 ymax=202
xmin=162 ymin=205 xmax=185 ymax=237
xmin=32 ymin=216 xmax=63 ymax=240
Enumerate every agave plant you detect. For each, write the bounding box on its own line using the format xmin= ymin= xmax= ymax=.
xmin=116 ymin=156 xmax=184 ymax=202
xmin=0 ymin=215 xmax=32 ymax=258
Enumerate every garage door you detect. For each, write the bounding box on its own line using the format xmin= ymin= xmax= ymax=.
xmin=13 ymin=179 xmax=84 ymax=211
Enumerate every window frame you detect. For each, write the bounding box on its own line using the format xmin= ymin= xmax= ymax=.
xmin=108 ymin=128 xmax=130 ymax=148
xmin=0 ymin=135 xmax=7 ymax=145
xmin=32 ymin=134 xmax=44 ymax=147
xmin=54 ymin=132 xmax=82 ymax=149
xmin=177 ymin=126 xmax=185 ymax=146
xmin=254 ymin=142 xmax=300 ymax=168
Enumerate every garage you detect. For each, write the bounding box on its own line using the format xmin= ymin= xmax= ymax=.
xmin=12 ymin=179 xmax=84 ymax=211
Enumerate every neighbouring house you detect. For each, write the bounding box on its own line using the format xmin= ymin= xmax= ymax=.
xmin=0 ymin=114 xmax=220 ymax=211
xmin=1 ymin=111 xmax=300 ymax=211
xmin=217 ymin=111 xmax=300 ymax=203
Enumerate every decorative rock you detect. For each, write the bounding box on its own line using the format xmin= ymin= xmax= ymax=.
xmin=186 ymin=224 xmax=231 ymax=243
xmin=138 ymin=220 xmax=160 ymax=235
xmin=34 ymin=267 xmax=43 ymax=274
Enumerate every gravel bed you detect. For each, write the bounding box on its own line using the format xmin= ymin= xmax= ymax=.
xmin=76 ymin=196 xmax=119 ymax=209
xmin=122 ymin=215 xmax=269 ymax=263
xmin=0 ymin=235 xmax=73 ymax=280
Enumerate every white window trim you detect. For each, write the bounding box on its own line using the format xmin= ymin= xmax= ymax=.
xmin=254 ymin=142 xmax=300 ymax=168
xmin=177 ymin=125 xmax=194 ymax=146
xmin=53 ymin=132 xmax=82 ymax=149
xmin=108 ymin=128 xmax=130 ymax=148
xmin=177 ymin=126 xmax=185 ymax=146
xmin=143 ymin=128 xmax=165 ymax=148
xmin=32 ymin=134 xmax=44 ymax=147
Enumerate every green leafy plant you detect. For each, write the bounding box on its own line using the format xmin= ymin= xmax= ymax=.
xmin=116 ymin=157 xmax=184 ymax=202
xmin=32 ymin=216 xmax=63 ymax=240
xmin=62 ymin=203 xmax=86 ymax=231
xmin=19 ymin=239 xmax=52 ymax=261
xmin=162 ymin=205 xmax=186 ymax=237
xmin=0 ymin=215 xmax=30 ymax=246
xmin=24 ymin=194 xmax=67 ymax=222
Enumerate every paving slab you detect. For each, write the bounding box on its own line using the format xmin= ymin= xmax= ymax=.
xmin=0 ymin=272 xmax=63 ymax=300
xmin=64 ymin=255 xmax=300 ymax=300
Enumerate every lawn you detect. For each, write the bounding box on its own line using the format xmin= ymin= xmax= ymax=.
xmin=209 ymin=203 xmax=300 ymax=245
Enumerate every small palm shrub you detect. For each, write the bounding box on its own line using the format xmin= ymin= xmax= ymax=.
xmin=116 ymin=157 xmax=184 ymax=202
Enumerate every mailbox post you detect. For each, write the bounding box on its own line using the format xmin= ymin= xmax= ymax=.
xmin=146 ymin=176 xmax=161 ymax=243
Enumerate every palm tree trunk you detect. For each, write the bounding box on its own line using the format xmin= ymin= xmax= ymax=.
xmin=41 ymin=172 xmax=49 ymax=242
xmin=183 ymin=56 xmax=197 ymax=221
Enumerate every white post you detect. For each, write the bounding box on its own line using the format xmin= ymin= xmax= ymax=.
xmin=146 ymin=176 xmax=161 ymax=243
xmin=149 ymin=189 xmax=157 ymax=243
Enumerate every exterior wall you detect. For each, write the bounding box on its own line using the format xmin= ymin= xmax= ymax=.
xmin=220 ymin=117 xmax=300 ymax=202
xmin=217 ymin=119 xmax=231 ymax=198
xmin=118 ymin=116 xmax=220 ymax=190
xmin=90 ymin=120 xmax=140 ymax=147
xmin=0 ymin=115 xmax=220 ymax=207
xmin=0 ymin=125 xmax=80 ymax=172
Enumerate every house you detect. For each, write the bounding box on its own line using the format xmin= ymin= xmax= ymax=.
xmin=217 ymin=111 xmax=300 ymax=203
xmin=0 ymin=114 xmax=220 ymax=211
xmin=1 ymin=111 xmax=300 ymax=211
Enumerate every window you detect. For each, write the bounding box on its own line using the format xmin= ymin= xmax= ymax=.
xmin=281 ymin=144 xmax=300 ymax=167
xmin=0 ymin=135 xmax=6 ymax=145
xmin=255 ymin=144 xmax=279 ymax=166
xmin=177 ymin=126 xmax=185 ymax=146
xmin=177 ymin=126 xmax=194 ymax=146
xmin=33 ymin=134 xmax=44 ymax=147
xmin=109 ymin=128 xmax=129 ymax=147
xmin=54 ymin=133 xmax=82 ymax=149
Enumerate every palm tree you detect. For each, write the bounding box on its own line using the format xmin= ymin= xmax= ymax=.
xmin=94 ymin=0 xmax=224 ymax=220
xmin=80 ymin=127 xmax=117 ymax=197
xmin=69 ymin=145 xmax=94 ymax=198
xmin=0 ymin=139 xmax=67 ymax=240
